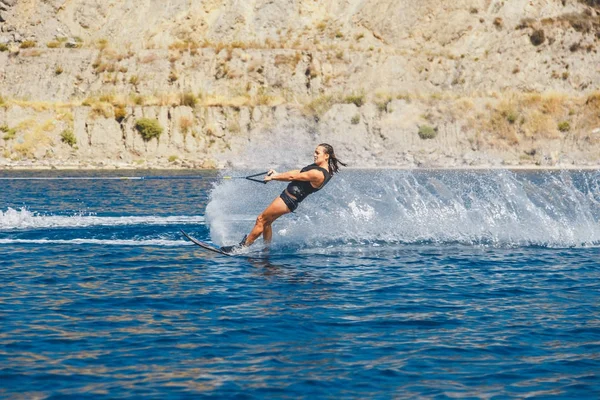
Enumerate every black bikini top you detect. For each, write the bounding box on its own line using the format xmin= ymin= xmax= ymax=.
xmin=285 ymin=164 xmax=332 ymax=203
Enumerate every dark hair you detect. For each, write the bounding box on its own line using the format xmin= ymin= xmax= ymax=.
xmin=318 ymin=143 xmax=347 ymax=174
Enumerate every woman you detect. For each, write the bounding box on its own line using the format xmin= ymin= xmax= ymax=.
xmin=221 ymin=143 xmax=346 ymax=253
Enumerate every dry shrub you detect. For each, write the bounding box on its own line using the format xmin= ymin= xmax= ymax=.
xmin=579 ymin=92 xmax=600 ymax=130
xmin=139 ymin=53 xmax=159 ymax=64
xmin=179 ymin=116 xmax=193 ymax=134
xmin=540 ymin=93 xmax=567 ymax=116
xmin=20 ymin=40 xmax=36 ymax=49
xmin=448 ymin=98 xmax=475 ymax=120
xmin=252 ymin=89 xmax=274 ymax=106
xmin=228 ymin=119 xmax=241 ymax=134
xmin=91 ymin=102 xmax=113 ymax=119
xmin=274 ymin=53 xmax=301 ymax=68
xmin=157 ymin=93 xmax=180 ymax=107
xmin=585 ymin=91 xmax=600 ymax=109
xmin=114 ymin=105 xmax=127 ymax=123
xmin=304 ymin=94 xmax=336 ymax=118
xmin=21 ymin=49 xmax=43 ymax=57
xmin=13 ymin=120 xmax=54 ymax=158
xmin=180 ymin=92 xmax=197 ymax=108
xmin=522 ymin=110 xmax=559 ymax=139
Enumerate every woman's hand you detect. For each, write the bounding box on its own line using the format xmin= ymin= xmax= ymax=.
xmin=264 ymin=169 xmax=277 ymax=182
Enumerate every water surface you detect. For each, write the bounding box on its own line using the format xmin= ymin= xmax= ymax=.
xmin=1 ymin=169 xmax=599 ymax=398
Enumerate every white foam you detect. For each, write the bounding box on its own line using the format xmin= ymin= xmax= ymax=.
xmin=0 ymin=238 xmax=187 ymax=246
xmin=0 ymin=207 xmax=205 ymax=230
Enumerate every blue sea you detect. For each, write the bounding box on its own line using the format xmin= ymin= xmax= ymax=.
xmin=1 ymin=169 xmax=599 ymax=399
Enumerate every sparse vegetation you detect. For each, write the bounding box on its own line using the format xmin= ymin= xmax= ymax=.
xmin=344 ymin=93 xmax=365 ymax=107
xmin=305 ymin=95 xmax=335 ymax=119
xmin=505 ymin=111 xmax=518 ymax=124
xmin=179 ymin=116 xmax=193 ymax=134
xmin=418 ymin=125 xmax=437 ymax=140
xmin=55 ymin=66 xmax=64 ymax=75
xmin=60 ymin=129 xmax=77 ymax=147
xmin=20 ymin=40 xmax=36 ymax=49
xmin=168 ymin=155 xmax=179 ymax=163
xmin=21 ymin=49 xmax=43 ymax=57
xmin=1 ymin=125 xmax=17 ymax=140
xmin=181 ymin=92 xmax=197 ymax=108
xmin=228 ymin=119 xmax=241 ymax=134
xmin=351 ymin=114 xmax=360 ymax=124
xmin=47 ymin=41 xmax=61 ymax=48
xmin=135 ymin=118 xmax=163 ymax=141
xmin=375 ymin=95 xmax=392 ymax=112
xmin=114 ymin=105 xmax=127 ymax=123
xmin=558 ymin=121 xmax=571 ymax=132
xmin=0 ymin=43 xmax=8 ymax=52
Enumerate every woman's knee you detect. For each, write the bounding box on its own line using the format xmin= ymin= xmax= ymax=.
xmin=255 ymin=214 xmax=269 ymax=227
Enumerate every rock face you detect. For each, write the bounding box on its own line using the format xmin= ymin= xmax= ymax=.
xmin=0 ymin=0 xmax=599 ymax=168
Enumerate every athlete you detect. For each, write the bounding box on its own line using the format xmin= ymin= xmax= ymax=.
xmin=220 ymin=143 xmax=346 ymax=253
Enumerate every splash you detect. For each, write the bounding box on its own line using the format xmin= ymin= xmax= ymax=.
xmin=205 ymin=169 xmax=600 ymax=248
xmin=0 ymin=207 xmax=204 ymax=230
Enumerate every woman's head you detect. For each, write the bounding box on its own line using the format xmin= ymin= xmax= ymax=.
xmin=316 ymin=143 xmax=346 ymax=174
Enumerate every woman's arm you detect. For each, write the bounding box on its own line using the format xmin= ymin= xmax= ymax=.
xmin=265 ymin=169 xmax=324 ymax=186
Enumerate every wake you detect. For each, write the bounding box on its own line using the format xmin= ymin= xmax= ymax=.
xmin=0 ymin=207 xmax=205 ymax=230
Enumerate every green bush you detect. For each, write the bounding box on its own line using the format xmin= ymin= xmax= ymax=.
xmin=0 ymin=43 xmax=8 ymax=52
xmin=1 ymin=125 xmax=16 ymax=140
xmin=418 ymin=125 xmax=437 ymax=140
xmin=558 ymin=121 xmax=571 ymax=132
xmin=135 ymin=118 xmax=163 ymax=141
xmin=60 ymin=129 xmax=77 ymax=147
xmin=506 ymin=112 xmax=518 ymax=124
xmin=351 ymin=114 xmax=360 ymax=125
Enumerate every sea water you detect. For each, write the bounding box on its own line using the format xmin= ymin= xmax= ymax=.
xmin=0 ymin=169 xmax=599 ymax=398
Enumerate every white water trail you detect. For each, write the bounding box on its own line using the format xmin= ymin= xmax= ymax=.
xmin=0 ymin=238 xmax=186 ymax=246
xmin=0 ymin=208 xmax=204 ymax=230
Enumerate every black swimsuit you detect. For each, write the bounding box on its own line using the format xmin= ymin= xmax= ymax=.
xmin=280 ymin=164 xmax=332 ymax=212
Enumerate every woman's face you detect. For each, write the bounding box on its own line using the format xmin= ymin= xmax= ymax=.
xmin=314 ymin=146 xmax=329 ymax=164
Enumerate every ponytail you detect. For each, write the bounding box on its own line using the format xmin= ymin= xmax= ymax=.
xmin=318 ymin=143 xmax=347 ymax=175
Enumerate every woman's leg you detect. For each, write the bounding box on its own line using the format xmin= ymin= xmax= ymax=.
xmin=245 ymin=196 xmax=290 ymax=246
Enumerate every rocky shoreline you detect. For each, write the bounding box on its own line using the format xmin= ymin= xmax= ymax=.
xmin=1 ymin=1 xmax=599 ymax=171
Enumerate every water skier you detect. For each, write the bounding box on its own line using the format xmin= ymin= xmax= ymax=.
xmin=220 ymin=143 xmax=346 ymax=253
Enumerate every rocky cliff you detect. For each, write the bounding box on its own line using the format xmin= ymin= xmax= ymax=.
xmin=0 ymin=0 xmax=599 ymax=169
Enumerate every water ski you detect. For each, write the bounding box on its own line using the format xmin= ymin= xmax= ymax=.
xmin=180 ymin=229 xmax=233 ymax=256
